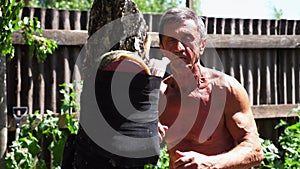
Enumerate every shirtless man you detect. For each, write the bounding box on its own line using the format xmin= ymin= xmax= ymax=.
xmin=158 ymin=7 xmax=264 ymax=169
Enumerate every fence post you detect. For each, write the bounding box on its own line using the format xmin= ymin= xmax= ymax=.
xmin=186 ymin=0 xmax=194 ymax=9
xmin=0 ymin=55 xmax=7 ymax=168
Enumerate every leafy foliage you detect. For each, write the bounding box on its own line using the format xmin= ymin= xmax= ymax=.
xmin=259 ymin=139 xmax=283 ymax=169
xmin=273 ymin=7 xmax=283 ymax=20
xmin=5 ymin=132 xmax=46 ymax=169
xmin=144 ymin=145 xmax=170 ymax=169
xmin=27 ymin=0 xmax=182 ymax=14
xmin=5 ymin=82 xmax=81 ymax=169
xmin=0 ymin=0 xmax=23 ymax=58
xmin=0 ymin=0 xmax=57 ymax=61
xmin=133 ymin=0 xmax=180 ymax=14
xmin=28 ymin=0 xmax=94 ymax=11
xmin=19 ymin=16 xmax=58 ymax=62
xmin=59 ymin=81 xmax=82 ymax=134
xmin=259 ymin=105 xmax=300 ymax=169
xmin=275 ymin=106 xmax=300 ymax=168
xmin=5 ymin=110 xmax=62 ymax=169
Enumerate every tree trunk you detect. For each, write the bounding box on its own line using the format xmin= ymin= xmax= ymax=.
xmin=0 ymin=55 xmax=7 ymax=168
xmin=88 ymin=0 xmax=148 ymax=61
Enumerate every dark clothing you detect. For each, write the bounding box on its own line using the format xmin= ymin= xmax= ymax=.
xmin=62 ymin=71 xmax=161 ymax=169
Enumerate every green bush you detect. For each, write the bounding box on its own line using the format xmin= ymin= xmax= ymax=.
xmin=144 ymin=145 xmax=170 ymax=169
xmin=0 ymin=0 xmax=57 ymax=60
xmin=27 ymin=0 xmax=180 ymax=13
xmin=259 ymin=105 xmax=300 ymax=169
xmin=28 ymin=0 xmax=93 ymax=11
xmin=5 ymin=82 xmax=80 ymax=169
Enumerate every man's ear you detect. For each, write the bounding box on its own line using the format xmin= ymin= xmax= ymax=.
xmin=199 ymin=38 xmax=206 ymax=55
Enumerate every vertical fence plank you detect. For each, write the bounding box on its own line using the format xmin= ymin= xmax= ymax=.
xmin=26 ymin=51 xmax=33 ymax=114
xmin=273 ymin=50 xmax=278 ymax=105
xmin=204 ymin=17 xmax=208 ymax=35
xmin=219 ymin=49 xmax=227 ymax=73
xmin=40 ymin=8 xmax=46 ymax=29
xmin=61 ymin=10 xmax=71 ymax=30
xmin=52 ymin=9 xmax=59 ymax=29
xmin=45 ymin=52 xmax=57 ymax=113
xmin=238 ymin=50 xmax=245 ymax=87
xmin=231 ymin=18 xmax=235 ymax=35
xmin=229 ymin=49 xmax=236 ymax=78
xmin=143 ymin=14 xmax=152 ymax=32
xmin=292 ymin=20 xmax=297 ymax=35
xmin=62 ymin=47 xmax=71 ymax=103
xmin=291 ymin=51 xmax=296 ymax=104
xmin=16 ymin=47 xmax=21 ymax=108
xmin=29 ymin=7 xmax=34 ymax=20
xmin=249 ymin=19 xmax=253 ymax=35
xmin=265 ymin=50 xmax=272 ymax=104
xmin=74 ymin=11 xmax=82 ymax=30
xmin=247 ymin=50 xmax=254 ymax=105
xmin=72 ymin=47 xmax=82 ymax=108
xmin=284 ymin=20 xmax=288 ymax=35
xmin=266 ymin=20 xmax=271 ymax=35
xmin=38 ymin=63 xmax=45 ymax=114
xmin=258 ymin=19 xmax=262 ymax=35
xmin=256 ymin=50 xmax=261 ymax=105
xmin=274 ymin=20 xmax=278 ymax=35
xmin=282 ymin=50 xmax=288 ymax=104
xmin=221 ymin=18 xmax=225 ymax=35
xmin=239 ymin=19 xmax=244 ymax=35
xmin=213 ymin=18 xmax=217 ymax=34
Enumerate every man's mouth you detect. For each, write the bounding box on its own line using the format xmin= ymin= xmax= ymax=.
xmin=178 ymin=57 xmax=189 ymax=64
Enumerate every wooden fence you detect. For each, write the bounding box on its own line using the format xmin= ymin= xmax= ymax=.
xmin=17 ymin=7 xmax=300 ymax=34
xmin=8 ymin=7 xmax=300 ymax=142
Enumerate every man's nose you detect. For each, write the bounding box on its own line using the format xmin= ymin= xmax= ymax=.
xmin=174 ymin=41 xmax=185 ymax=53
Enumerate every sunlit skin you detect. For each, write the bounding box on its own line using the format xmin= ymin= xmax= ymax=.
xmin=158 ymin=19 xmax=264 ymax=169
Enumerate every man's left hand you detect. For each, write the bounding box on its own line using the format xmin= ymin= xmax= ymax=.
xmin=174 ymin=150 xmax=216 ymax=169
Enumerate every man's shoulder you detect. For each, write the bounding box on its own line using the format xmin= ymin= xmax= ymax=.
xmin=203 ymin=67 xmax=243 ymax=90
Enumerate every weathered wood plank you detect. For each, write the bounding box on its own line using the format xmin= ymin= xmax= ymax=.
xmin=205 ymin=34 xmax=300 ymax=48
xmin=12 ymin=30 xmax=300 ymax=48
xmin=12 ymin=30 xmax=88 ymax=45
xmin=252 ymin=104 xmax=299 ymax=119
xmin=148 ymin=32 xmax=300 ymax=48
xmin=6 ymin=104 xmax=298 ymax=131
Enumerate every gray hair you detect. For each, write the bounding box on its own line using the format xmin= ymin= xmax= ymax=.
xmin=158 ymin=7 xmax=206 ymax=44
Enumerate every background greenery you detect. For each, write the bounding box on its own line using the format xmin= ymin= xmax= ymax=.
xmin=259 ymin=107 xmax=300 ymax=169
xmin=0 ymin=0 xmax=57 ymax=60
xmin=5 ymin=82 xmax=80 ymax=169
xmin=26 ymin=0 xmax=202 ymax=15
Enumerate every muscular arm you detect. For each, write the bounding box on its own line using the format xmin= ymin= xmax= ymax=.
xmin=211 ymin=76 xmax=264 ymax=169
xmin=172 ymin=76 xmax=264 ymax=169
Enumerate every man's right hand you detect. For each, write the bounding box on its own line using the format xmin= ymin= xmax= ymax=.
xmin=158 ymin=122 xmax=168 ymax=143
xmin=169 ymin=57 xmax=197 ymax=95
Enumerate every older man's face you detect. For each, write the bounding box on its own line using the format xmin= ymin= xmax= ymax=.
xmin=159 ymin=19 xmax=202 ymax=68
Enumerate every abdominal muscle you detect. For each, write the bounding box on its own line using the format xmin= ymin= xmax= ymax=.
xmin=165 ymin=120 xmax=236 ymax=168
xmin=159 ymin=78 xmax=236 ymax=168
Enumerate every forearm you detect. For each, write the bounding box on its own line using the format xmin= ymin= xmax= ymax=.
xmin=210 ymin=140 xmax=264 ymax=169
